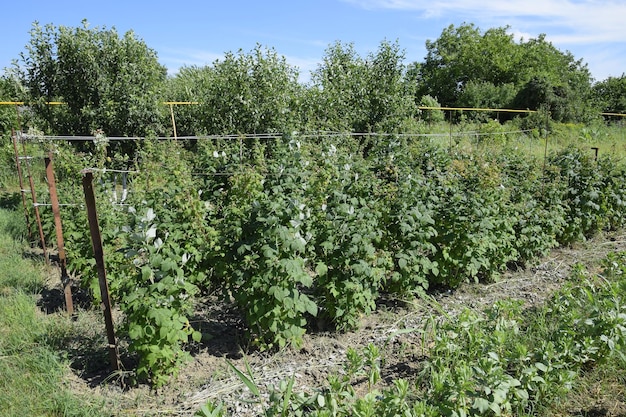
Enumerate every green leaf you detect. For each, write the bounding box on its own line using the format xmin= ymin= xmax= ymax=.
xmin=128 ymin=324 xmax=143 ymax=340
xmin=315 ymin=262 xmax=328 ymax=277
xmin=302 ymin=294 xmax=318 ymax=316
xmin=490 ymin=401 xmax=502 ymax=414
xmin=281 ymin=376 xmax=295 ymax=415
xmin=472 ymin=398 xmax=490 ymax=413
xmin=141 ymin=266 xmax=152 ymax=281
xmin=162 ymin=258 xmax=177 ymax=272
xmin=515 ymin=389 xmax=529 ymax=400
xmin=227 ymin=359 xmax=260 ymax=397
xmin=398 ymin=257 xmax=408 ymax=270
xmin=269 ymin=286 xmax=284 ymax=302
xmin=144 ymin=325 xmax=156 ymax=337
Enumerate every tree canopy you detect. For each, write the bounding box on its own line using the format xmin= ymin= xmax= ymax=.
xmin=2 ymin=20 xmax=619 ymax=138
xmin=306 ymin=40 xmax=416 ymax=133
xmin=15 ymin=20 xmax=167 ymax=136
xmin=165 ymin=45 xmax=302 ymax=136
xmin=418 ymin=23 xmax=595 ymax=121
xmin=593 ymin=74 xmax=626 ymax=117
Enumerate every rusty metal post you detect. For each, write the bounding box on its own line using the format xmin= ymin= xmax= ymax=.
xmin=27 ymin=167 xmax=48 ymax=263
xmin=82 ymin=170 xmax=120 ymax=371
xmin=19 ymin=135 xmax=49 ymax=264
xmin=45 ymin=154 xmax=74 ymax=315
xmin=11 ymin=129 xmax=32 ymax=240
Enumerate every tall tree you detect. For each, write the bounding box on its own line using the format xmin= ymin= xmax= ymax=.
xmin=309 ymin=40 xmax=416 ymax=132
xmin=512 ymin=35 xmax=594 ymax=122
xmin=364 ymin=40 xmax=417 ymax=132
xmin=165 ymin=45 xmax=302 ymax=135
xmin=593 ymin=74 xmax=626 ymax=118
xmin=417 ymin=23 xmax=594 ymax=122
xmin=0 ymin=74 xmax=23 ymax=133
xmin=308 ymin=41 xmax=369 ymax=132
xmin=17 ymin=20 xmax=167 ymax=136
xmin=419 ymin=24 xmax=520 ymax=107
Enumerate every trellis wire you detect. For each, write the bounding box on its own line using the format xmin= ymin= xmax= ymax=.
xmin=18 ymin=129 xmax=532 ymax=142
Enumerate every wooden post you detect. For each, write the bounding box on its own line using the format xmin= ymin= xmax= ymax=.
xmin=45 ymin=154 xmax=74 ymax=315
xmin=82 ymin=170 xmax=120 ymax=371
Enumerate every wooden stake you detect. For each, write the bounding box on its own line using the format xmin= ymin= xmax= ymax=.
xmin=82 ymin=171 xmax=120 ymax=371
xmin=45 ymin=154 xmax=74 ymax=315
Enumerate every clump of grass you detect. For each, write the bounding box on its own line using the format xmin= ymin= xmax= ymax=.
xmin=0 ymin=209 xmax=42 ymax=293
xmin=0 ymin=208 xmax=105 ymax=417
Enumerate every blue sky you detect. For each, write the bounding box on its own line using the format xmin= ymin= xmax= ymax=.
xmin=1 ymin=0 xmax=625 ymax=84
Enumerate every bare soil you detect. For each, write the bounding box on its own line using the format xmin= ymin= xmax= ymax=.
xmin=39 ymin=231 xmax=626 ymax=416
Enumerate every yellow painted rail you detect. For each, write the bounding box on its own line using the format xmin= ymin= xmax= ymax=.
xmin=1 ymin=101 xmax=625 ymax=117
xmin=418 ymin=106 xmax=536 ymax=113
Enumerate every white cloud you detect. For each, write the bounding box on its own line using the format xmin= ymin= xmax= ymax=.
xmin=342 ymin=0 xmax=626 ymax=79
xmin=575 ymin=44 xmax=626 ymax=80
xmin=283 ymin=55 xmax=320 ymax=83
xmin=159 ymin=48 xmax=224 ymax=74
xmin=343 ymin=0 xmax=626 ymax=44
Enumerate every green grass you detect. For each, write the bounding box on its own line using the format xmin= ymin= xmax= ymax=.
xmin=419 ymin=119 xmax=626 ymax=157
xmin=0 ymin=208 xmax=105 ymax=417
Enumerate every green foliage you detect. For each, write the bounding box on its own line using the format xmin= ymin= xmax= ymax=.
xmin=312 ymin=146 xmax=388 ymax=331
xmin=195 ymin=401 xmax=225 ymax=417
xmin=429 ymin=154 xmax=517 ymax=286
xmin=308 ymin=41 xmax=369 ymax=132
xmin=458 ymin=81 xmax=517 ymax=119
xmin=221 ymin=144 xmax=317 ymax=349
xmin=497 ymin=149 xmax=564 ymax=264
xmin=420 ymin=24 xmax=521 ymax=107
xmin=370 ymin=138 xmax=440 ymax=296
xmin=241 ymin=251 xmax=626 ymax=417
xmin=596 ymin=155 xmax=626 ymax=231
xmin=383 ymin=174 xmax=438 ymax=296
xmin=363 ymin=40 xmax=418 ymax=132
xmin=31 ymin=138 xmax=217 ymax=386
xmin=418 ymin=95 xmax=445 ymax=123
xmin=548 ymin=147 xmax=607 ymax=243
xmin=117 ymin=207 xmax=202 ymax=386
xmin=7 ymin=19 xmax=612 ymax=138
xmin=0 ymin=76 xmax=22 ymax=134
xmin=308 ymin=40 xmax=417 ymax=133
xmin=513 ymin=74 xmax=595 ymax=123
xmin=418 ymin=23 xmax=594 ymax=123
xmin=593 ymin=74 xmax=626 ymax=119
xmin=476 ymin=119 xmax=509 ymax=144
xmin=110 ymin=140 xmax=216 ymax=385
xmin=20 ymin=124 xmax=626 ymax=384
xmin=166 ymin=45 xmax=302 ymax=136
xmin=17 ymin=20 xmax=167 ymax=138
